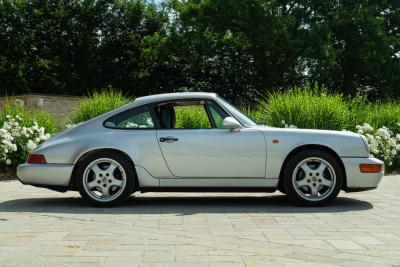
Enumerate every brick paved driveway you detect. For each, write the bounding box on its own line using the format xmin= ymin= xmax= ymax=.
xmin=0 ymin=176 xmax=399 ymax=266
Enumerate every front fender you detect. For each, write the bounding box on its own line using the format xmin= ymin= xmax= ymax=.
xmin=262 ymin=128 xmax=368 ymax=178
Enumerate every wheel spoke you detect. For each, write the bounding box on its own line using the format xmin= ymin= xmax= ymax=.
xmin=87 ymin=180 xmax=98 ymax=189
xmin=315 ymin=162 xmax=327 ymax=175
xmin=320 ymin=176 xmax=332 ymax=187
xmin=310 ymin=186 xmax=319 ymax=197
xmin=101 ymin=186 xmax=111 ymax=197
xmin=300 ymin=162 xmax=313 ymax=174
xmin=296 ymin=177 xmax=309 ymax=188
xmin=90 ymin=164 xmax=102 ymax=175
xmin=110 ymin=177 xmax=123 ymax=187
xmin=107 ymin=162 xmax=118 ymax=173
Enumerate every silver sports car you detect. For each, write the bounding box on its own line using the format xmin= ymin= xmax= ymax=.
xmin=17 ymin=92 xmax=384 ymax=206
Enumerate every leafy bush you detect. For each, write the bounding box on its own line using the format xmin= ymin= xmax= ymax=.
xmin=0 ymin=103 xmax=59 ymax=134
xmin=69 ymin=89 xmax=131 ymax=124
xmin=255 ymin=84 xmax=350 ymax=130
xmin=348 ymin=100 xmax=400 ymax=135
xmin=175 ymin=106 xmax=211 ymax=128
xmin=0 ymin=115 xmax=53 ymax=168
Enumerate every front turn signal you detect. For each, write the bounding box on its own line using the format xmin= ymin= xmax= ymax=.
xmin=359 ymin=164 xmax=382 ymax=173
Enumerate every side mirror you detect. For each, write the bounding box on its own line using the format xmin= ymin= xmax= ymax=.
xmin=222 ymin=117 xmax=241 ymax=132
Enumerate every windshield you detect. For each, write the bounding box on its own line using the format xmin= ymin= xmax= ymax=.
xmin=217 ymin=97 xmax=257 ymax=127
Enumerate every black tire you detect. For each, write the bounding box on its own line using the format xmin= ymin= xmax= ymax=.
xmin=282 ymin=149 xmax=343 ymax=206
xmin=75 ymin=151 xmax=136 ymax=207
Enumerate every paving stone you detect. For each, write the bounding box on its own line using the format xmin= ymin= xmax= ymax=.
xmin=0 ymin=176 xmax=399 ymax=266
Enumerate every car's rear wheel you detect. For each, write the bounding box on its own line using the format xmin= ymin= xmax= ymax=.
xmin=283 ymin=149 xmax=343 ymax=206
xmin=75 ymin=151 xmax=135 ymax=207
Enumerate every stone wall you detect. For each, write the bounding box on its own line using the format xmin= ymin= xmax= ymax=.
xmin=0 ymin=94 xmax=84 ymax=123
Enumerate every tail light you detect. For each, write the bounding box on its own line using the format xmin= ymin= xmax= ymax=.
xmin=359 ymin=164 xmax=382 ymax=173
xmin=27 ymin=154 xmax=47 ymax=164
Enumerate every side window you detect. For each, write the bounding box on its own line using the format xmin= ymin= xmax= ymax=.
xmin=207 ymin=101 xmax=228 ymax=128
xmin=104 ymin=106 xmax=154 ymax=129
xmin=174 ymin=105 xmax=212 ymax=129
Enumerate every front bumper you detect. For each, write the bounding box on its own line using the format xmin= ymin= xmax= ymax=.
xmin=341 ymin=157 xmax=384 ymax=191
xmin=17 ymin=163 xmax=74 ymax=186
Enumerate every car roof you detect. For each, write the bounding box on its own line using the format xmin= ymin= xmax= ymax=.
xmin=80 ymin=92 xmax=219 ymax=127
xmin=133 ymin=92 xmax=218 ymax=106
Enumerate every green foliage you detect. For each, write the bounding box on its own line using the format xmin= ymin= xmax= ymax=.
xmin=1 ymin=1 xmax=398 ymax=99
xmin=174 ymin=106 xmax=211 ymax=129
xmin=246 ymin=84 xmax=400 ymax=143
xmin=0 ymin=104 xmax=59 ymax=134
xmin=349 ymin=100 xmax=400 ymax=135
xmin=70 ymin=90 xmax=131 ymax=124
xmin=0 ymin=104 xmax=58 ymax=169
xmin=255 ymin=84 xmax=350 ymax=130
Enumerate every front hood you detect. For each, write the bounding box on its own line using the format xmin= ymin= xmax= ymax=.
xmin=253 ymin=125 xmax=368 ymax=157
xmin=254 ymin=125 xmax=359 ymax=138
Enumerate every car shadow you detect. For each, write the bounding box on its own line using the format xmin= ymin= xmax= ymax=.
xmin=0 ymin=194 xmax=373 ymax=215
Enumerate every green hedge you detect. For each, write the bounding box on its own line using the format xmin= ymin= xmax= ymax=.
xmin=248 ymin=84 xmax=400 ymax=135
xmin=69 ymin=90 xmax=131 ymax=124
xmin=0 ymin=103 xmax=59 ymax=134
xmin=253 ymin=85 xmax=349 ymax=130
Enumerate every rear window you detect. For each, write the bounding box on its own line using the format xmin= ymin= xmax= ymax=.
xmin=104 ymin=106 xmax=154 ymax=129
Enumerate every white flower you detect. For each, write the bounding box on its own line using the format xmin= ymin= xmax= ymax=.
xmin=5 ymin=159 xmax=11 ymax=165
xmin=27 ymin=140 xmax=37 ymax=150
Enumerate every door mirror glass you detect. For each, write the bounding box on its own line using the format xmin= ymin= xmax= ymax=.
xmin=222 ymin=117 xmax=241 ymax=132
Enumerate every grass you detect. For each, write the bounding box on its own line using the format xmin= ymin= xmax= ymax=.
xmin=0 ymin=103 xmax=59 ymax=134
xmin=174 ymin=105 xmax=211 ymax=128
xmin=348 ymin=100 xmax=400 ymax=133
xmin=253 ymin=84 xmax=350 ymax=130
xmin=69 ymin=89 xmax=131 ymax=124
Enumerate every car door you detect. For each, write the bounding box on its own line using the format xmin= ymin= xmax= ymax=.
xmin=155 ymin=100 xmax=266 ymax=178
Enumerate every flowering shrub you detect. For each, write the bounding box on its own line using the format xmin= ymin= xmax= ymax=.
xmin=0 ymin=115 xmax=51 ymax=169
xmin=355 ymin=123 xmax=400 ymax=167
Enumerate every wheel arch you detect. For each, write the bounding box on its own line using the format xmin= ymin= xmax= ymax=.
xmin=69 ymin=148 xmax=138 ymax=190
xmin=278 ymin=144 xmax=347 ymax=190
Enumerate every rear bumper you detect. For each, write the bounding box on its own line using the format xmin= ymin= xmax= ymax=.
xmin=341 ymin=157 xmax=384 ymax=191
xmin=17 ymin=163 xmax=74 ymax=186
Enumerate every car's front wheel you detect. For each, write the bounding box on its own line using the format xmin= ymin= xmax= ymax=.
xmin=283 ymin=149 xmax=343 ymax=206
xmin=75 ymin=151 xmax=135 ymax=207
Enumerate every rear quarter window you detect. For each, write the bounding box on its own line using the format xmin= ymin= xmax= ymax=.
xmin=104 ymin=106 xmax=154 ymax=129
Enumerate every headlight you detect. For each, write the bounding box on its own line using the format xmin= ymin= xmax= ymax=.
xmin=360 ymin=134 xmax=370 ymax=154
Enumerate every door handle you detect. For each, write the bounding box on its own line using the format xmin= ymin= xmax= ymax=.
xmin=159 ymin=136 xmax=179 ymax=142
